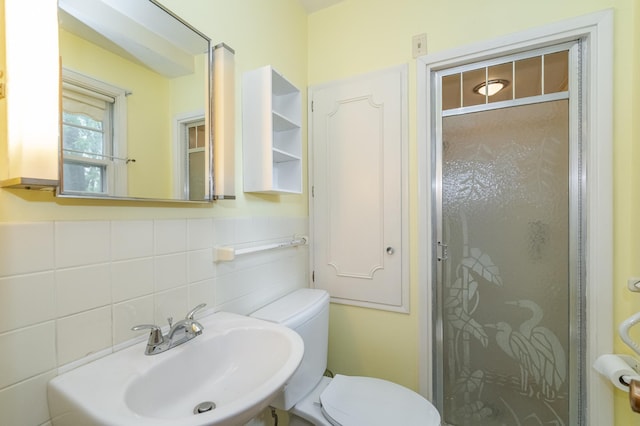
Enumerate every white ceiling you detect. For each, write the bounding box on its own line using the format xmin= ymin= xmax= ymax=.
xmin=298 ymin=0 xmax=344 ymax=13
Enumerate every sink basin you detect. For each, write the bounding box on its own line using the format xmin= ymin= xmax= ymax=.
xmin=48 ymin=312 xmax=304 ymax=426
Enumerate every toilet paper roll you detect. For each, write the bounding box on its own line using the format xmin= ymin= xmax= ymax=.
xmin=594 ymin=354 xmax=640 ymax=390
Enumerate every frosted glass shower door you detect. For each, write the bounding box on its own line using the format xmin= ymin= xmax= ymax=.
xmin=438 ymin=100 xmax=571 ymax=425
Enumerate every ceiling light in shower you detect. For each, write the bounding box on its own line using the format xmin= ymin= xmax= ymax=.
xmin=473 ymin=79 xmax=510 ymax=96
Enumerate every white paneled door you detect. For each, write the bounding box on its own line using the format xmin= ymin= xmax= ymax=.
xmin=309 ymin=65 xmax=408 ymax=312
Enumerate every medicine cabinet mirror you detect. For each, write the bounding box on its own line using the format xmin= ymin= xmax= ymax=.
xmin=57 ymin=0 xmax=213 ymax=201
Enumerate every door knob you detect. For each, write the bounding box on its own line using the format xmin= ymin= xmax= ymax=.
xmin=386 ymin=247 xmax=395 ymax=255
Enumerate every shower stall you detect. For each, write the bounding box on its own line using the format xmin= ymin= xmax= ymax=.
xmin=431 ymin=43 xmax=584 ymax=425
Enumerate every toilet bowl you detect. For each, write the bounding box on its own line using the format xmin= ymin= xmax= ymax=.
xmin=289 ymin=375 xmax=441 ymax=426
xmin=250 ymin=289 xmax=440 ymax=426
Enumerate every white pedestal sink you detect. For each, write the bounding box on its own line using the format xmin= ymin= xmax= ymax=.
xmin=48 ymin=312 xmax=304 ymax=426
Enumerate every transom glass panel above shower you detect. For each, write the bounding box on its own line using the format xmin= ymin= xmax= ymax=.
xmin=440 ymin=50 xmax=569 ymax=112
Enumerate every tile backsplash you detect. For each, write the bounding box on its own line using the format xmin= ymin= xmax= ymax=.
xmin=0 ymin=216 xmax=308 ymax=426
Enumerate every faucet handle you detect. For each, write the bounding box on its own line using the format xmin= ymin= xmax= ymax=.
xmin=131 ymin=324 xmax=164 ymax=345
xmin=186 ymin=303 xmax=207 ymax=320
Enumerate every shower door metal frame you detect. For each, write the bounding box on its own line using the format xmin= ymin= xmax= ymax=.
xmin=433 ymin=41 xmax=580 ymax=425
xmin=416 ymin=10 xmax=614 ymax=426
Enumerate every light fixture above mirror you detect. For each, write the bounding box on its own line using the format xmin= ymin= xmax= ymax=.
xmin=0 ymin=0 xmax=60 ymax=191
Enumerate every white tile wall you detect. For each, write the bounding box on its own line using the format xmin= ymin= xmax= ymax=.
xmin=0 ymin=272 xmax=56 ymax=333
xmin=188 ymin=278 xmax=216 ymax=308
xmin=56 ymin=306 xmax=112 ymax=365
xmin=0 ymin=217 xmax=308 ymax=426
xmin=0 ymin=323 xmax=56 ymax=389
xmin=154 ymin=219 xmax=187 ymax=255
xmin=188 ymin=249 xmax=216 ymax=283
xmin=187 ymin=218 xmax=214 ymax=250
xmin=0 ymin=371 xmax=57 ymax=426
xmin=111 ymin=258 xmax=154 ymax=302
xmin=55 ymin=264 xmax=111 ymax=316
xmin=111 ymin=220 xmax=154 ymax=260
xmin=55 ymin=221 xmax=110 ymax=268
xmin=0 ymin=222 xmax=55 ymax=276
xmin=154 ymin=286 xmax=189 ymax=325
xmin=154 ymin=253 xmax=187 ymax=292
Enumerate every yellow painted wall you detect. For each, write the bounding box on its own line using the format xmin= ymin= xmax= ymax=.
xmin=169 ymin=53 xmax=208 ymax=115
xmin=0 ymin=0 xmax=308 ymax=222
xmin=308 ymin=0 xmax=638 ymax=424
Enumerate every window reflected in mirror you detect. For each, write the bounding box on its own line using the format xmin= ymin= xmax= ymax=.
xmin=186 ymin=121 xmax=206 ymax=201
xmin=61 ymin=69 xmax=128 ymax=196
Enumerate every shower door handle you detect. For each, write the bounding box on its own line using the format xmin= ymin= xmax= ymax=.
xmin=437 ymin=241 xmax=448 ymax=261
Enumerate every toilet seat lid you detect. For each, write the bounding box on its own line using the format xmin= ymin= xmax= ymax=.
xmin=319 ymin=375 xmax=441 ymax=426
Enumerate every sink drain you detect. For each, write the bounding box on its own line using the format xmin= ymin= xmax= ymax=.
xmin=193 ymin=401 xmax=216 ymax=414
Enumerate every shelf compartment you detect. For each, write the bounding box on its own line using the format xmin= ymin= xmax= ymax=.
xmin=272 ymin=160 xmax=302 ymax=193
xmin=272 ymin=111 xmax=300 ymax=131
xmin=242 ymin=65 xmax=302 ymax=194
xmin=273 ymin=127 xmax=301 ymax=157
xmin=273 ymin=148 xmax=301 ymax=163
xmin=272 ymin=92 xmax=301 ymax=124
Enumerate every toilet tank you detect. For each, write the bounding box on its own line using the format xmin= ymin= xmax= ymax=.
xmin=250 ymin=288 xmax=330 ymax=410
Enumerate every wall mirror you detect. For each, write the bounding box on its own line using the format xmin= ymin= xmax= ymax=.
xmin=57 ymin=0 xmax=213 ymax=201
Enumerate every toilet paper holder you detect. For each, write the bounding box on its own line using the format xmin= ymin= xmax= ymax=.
xmin=616 ymin=312 xmax=640 ymax=413
xmin=594 ymin=354 xmax=640 ymax=414
xmin=620 ymin=312 xmax=640 ymax=356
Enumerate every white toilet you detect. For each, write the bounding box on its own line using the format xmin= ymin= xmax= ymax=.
xmin=250 ymin=288 xmax=441 ymax=426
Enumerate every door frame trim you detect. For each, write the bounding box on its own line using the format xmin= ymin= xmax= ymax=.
xmin=416 ymin=9 xmax=613 ymax=424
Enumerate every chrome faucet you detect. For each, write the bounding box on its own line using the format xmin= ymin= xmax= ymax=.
xmin=131 ymin=303 xmax=206 ymax=355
